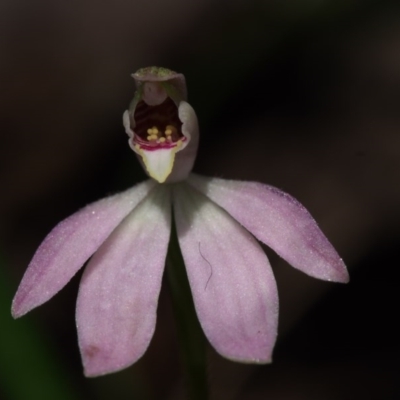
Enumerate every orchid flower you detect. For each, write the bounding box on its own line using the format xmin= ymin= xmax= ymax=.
xmin=12 ymin=67 xmax=349 ymax=377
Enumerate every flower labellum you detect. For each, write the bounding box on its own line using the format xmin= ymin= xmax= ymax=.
xmin=123 ymin=66 xmax=199 ymax=183
xmin=12 ymin=66 xmax=349 ymax=377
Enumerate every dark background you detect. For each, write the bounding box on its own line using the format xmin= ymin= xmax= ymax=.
xmin=1 ymin=1 xmax=399 ymax=399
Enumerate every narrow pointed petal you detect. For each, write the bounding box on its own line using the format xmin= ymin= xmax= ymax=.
xmin=76 ymin=185 xmax=171 ymax=377
xmin=168 ymin=101 xmax=199 ymax=183
xmin=187 ymin=174 xmax=349 ymax=283
xmin=173 ymin=183 xmax=278 ymax=363
xmin=12 ymin=180 xmax=155 ymax=318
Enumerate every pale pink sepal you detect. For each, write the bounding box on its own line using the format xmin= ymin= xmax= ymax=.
xmin=76 ymin=185 xmax=171 ymax=377
xmin=11 ymin=180 xmax=155 ymax=318
xmin=187 ymin=174 xmax=349 ymax=283
xmin=173 ymin=183 xmax=278 ymax=363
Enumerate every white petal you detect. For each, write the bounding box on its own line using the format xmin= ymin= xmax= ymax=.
xmin=166 ymin=101 xmax=199 ymax=183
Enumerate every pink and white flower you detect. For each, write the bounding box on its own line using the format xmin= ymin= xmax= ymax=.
xmin=12 ymin=67 xmax=349 ymax=377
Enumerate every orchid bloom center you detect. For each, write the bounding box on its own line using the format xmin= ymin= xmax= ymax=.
xmin=133 ymin=97 xmax=185 ymax=152
xmin=123 ymin=68 xmax=198 ymax=184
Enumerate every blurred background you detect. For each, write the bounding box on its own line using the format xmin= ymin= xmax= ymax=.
xmin=1 ymin=0 xmax=399 ymax=399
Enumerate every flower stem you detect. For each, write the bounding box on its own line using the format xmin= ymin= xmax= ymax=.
xmin=166 ymin=218 xmax=208 ymax=400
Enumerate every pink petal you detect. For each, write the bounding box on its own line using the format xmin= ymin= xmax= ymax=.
xmin=173 ymin=183 xmax=278 ymax=363
xmin=12 ymin=180 xmax=155 ymax=318
xmin=187 ymin=174 xmax=349 ymax=283
xmin=76 ymin=185 xmax=171 ymax=377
